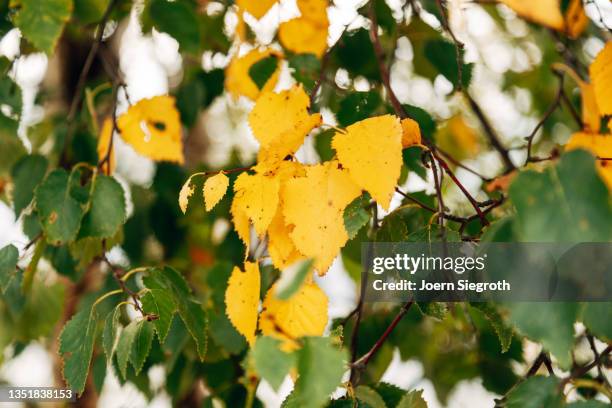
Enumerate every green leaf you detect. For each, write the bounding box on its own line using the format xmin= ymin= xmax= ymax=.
xmin=177 ymin=299 xmax=208 ymax=361
xmin=337 ymin=91 xmax=382 ymax=127
xmin=141 ymin=288 xmax=176 ymax=344
xmin=292 ymin=337 xmax=347 ymax=408
xmin=344 ymin=194 xmax=371 ymax=240
xmin=510 ymin=150 xmax=612 ymax=241
xmin=334 ymin=29 xmax=379 ymax=81
xmin=176 ymin=77 xmax=206 ymax=127
xmin=275 ymin=259 xmax=313 ymax=300
xmin=130 ymin=320 xmax=155 ymax=375
xmin=0 ymin=116 xmax=26 ymax=174
xmin=505 ymin=376 xmax=563 ymax=408
xmin=288 ymin=54 xmax=321 ymax=93
xmin=402 ymin=146 xmax=427 ymax=179
xmin=35 ymin=169 xmax=86 ymax=245
xmin=397 ymin=389 xmax=428 ymax=408
xmin=103 ymin=306 xmax=121 ymax=363
xmin=249 ymin=56 xmax=279 ymax=90
xmin=146 ymin=0 xmax=200 ymax=53
xmin=354 ymin=385 xmax=386 ymax=408
xmin=582 ymin=303 xmax=612 ymax=341
xmin=251 ymin=336 xmax=295 ymax=391
xmin=471 ymin=303 xmax=513 ymax=353
xmin=506 ymin=302 xmax=578 ymax=368
xmin=0 ymin=59 xmax=22 ymax=114
xmin=424 ymin=40 xmax=473 ymax=89
xmin=59 ymin=306 xmax=98 ymax=395
xmin=143 ymin=267 xmax=207 ymax=359
xmin=11 ymin=155 xmax=48 ymax=219
xmin=360 ymin=0 xmax=396 ymax=34
xmin=116 ymin=320 xmax=140 ymax=379
xmin=372 ymin=382 xmax=405 ymax=407
xmin=417 ymin=302 xmax=448 ymax=320
xmin=79 ymin=175 xmax=126 ymax=239
xmin=0 ymin=244 xmax=18 ymax=293
xmin=73 ymin=0 xmax=109 ymax=24
xmin=14 ymin=0 xmax=72 ymax=54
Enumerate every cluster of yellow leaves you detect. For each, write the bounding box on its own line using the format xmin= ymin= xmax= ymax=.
xmin=499 ymin=0 xmax=588 ymax=38
xmin=179 ymin=84 xmax=421 ymax=346
xmin=564 ymin=42 xmax=612 ymax=189
xmin=179 ymin=172 xmax=230 ymax=214
xmin=97 ymin=95 xmax=184 ymax=172
xmin=225 ymin=0 xmax=329 ymax=101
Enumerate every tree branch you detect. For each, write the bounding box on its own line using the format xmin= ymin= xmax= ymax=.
xmin=351 ymin=301 xmax=414 ymax=372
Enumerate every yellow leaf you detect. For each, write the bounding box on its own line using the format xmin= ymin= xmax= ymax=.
xmin=117 ymin=95 xmax=184 ymax=164
xmin=97 ymin=118 xmax=115 ymax=174
xmin=259 ymin=281 xmax=328 ymax=345
xmin=499 ymin=0 xmax=563 ymax=29
xmin=249 ymin=85 xmax=321 ymax=164
xmin=282 ymin=161 xmax=361 ymax=274
xmin=225 ymin=48 xmax=282 ymax=100
xmin=566 ymin=132 xmax=612 ymax=189
xmin=590 ymin=41 xmax=612 ymax=117
xmin=499 ymin=0 xmax=587 ymax=37
xmin=264 ymin=161 xmax=307 ymax=270
xmin=233 ymin=171 xmax=280 ymax=236
xmin=225 ymin=262 xmax=261 ymax=345
xmin=178 ymin=176 xmax=195 ymax=214
xmin=553 ymin=63 xmax=600 ymax=133
xmin=279 ymin=0 xmax=329 ymax=58
xmin=231 ymin=197 xmax=251 ymax=252
xmin=400 ymin=118 xmax=422 ymax=148
xmin=332 ymin=115 xmax=402 ymax=210
xmin=268 ymin=209 xmax=303 ymax=269
xmin=236 ymin=0 xmax=277 ymax=19
xmin=564 ymin=0 xmax=589 ymax=38
xmin=204 ymin=173 xmax=230 ymax=211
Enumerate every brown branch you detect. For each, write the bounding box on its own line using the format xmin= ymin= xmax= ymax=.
xmin=67 ymin=0 xmax=118 ymax=122
xmin=434 ymin=153 xmax=488 ymax=226
xmin=559 ymin=88 xmax=583 ymax=129
xmin=430 ymin=154 xmax=447 ymax=240
xmin=351 ymin=301 xmax=414 ymax=372
xmin=464 ymin=93 xmax=515 ymax=173
xmin=526 ymin=351 xmax=555 ymax=377
xmin=525 ymin=74 xmax=564 ymax=164
xmin=565 ymin=345 xmax=612 ymax=383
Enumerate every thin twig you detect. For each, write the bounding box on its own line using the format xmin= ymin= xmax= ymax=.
xmin=61 ymin=0 xmax=118 ymax=165
xmin=349 ymin=205 xmax=379 ymax=384
xmin=101 ymin=254 xmax=154 ymax=320
xmin=525 ymin=74 xmax=564 ymax=164
xmin=351 ymin=301 xmax=414 ymax=371
xmin=526 ymin=351 xmax=555 ymax=377
xmin=436 ymin=146 xmax=493 ymax=182
xmin=434 ymin=0 xmax=515 ymax=172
